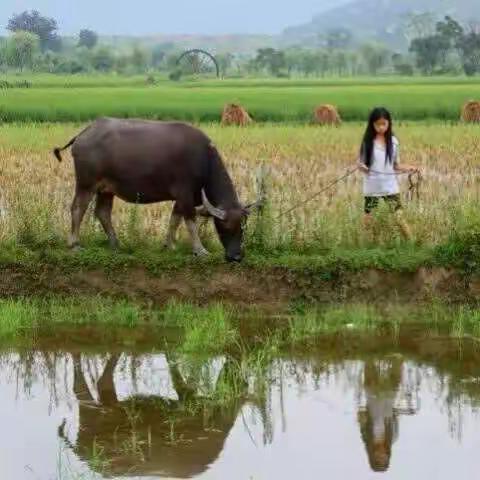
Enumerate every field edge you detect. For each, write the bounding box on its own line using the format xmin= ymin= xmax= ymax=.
xmin=3 ymin=262 xmax=478 ymax=308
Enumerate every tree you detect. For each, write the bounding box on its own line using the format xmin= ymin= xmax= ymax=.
xmin=284 ymin=48 xmax=302 ymax=76
xmin=78 ymin=29 xmax=98 ymax=50
xmin=7 ymin=10 xmax=60 ymax=52
xmin=166 ymin=52 xmax=181 ymax=71
xmin=91 ymin=47 xmax=115 ymax=72
xmin=392 ymin=53 xmax=415 ymax=76
xmin=299 ymin=50 xmax=318 ymax=76
xmin=360 ymin=43 xmax=390 ymax=75
xmin=130 ymin=45 xmax=149 ymax=72
xmin=331 ymin=50 xmax=348 ymax=75
xmin=391 ymin=53 xmax=414 ymax=76
xmin=0 ymin=38 xmax=7 ymax=68
xmin=403 ymin=12 xmax=436 ymax=44
xmin=347 ymin=50 xmax=361 ymax=76
xmin=217 ymin=52 xmax=234 ymax=77
xmin=436 ymin=16 xmax=464 ymax=46
xmin=6 ymin=31 xmax=39 ymax=71
xmin=456 ymin=30 xmax=480 ymax=76
xmin=254 ymin=48 xmax=286 ymax=76
xmin=315 ymin=50 xmax=331 ymax=77
xmin=52 ymin=57 xmax=86 ymax=74
xmin=409 ymin=35 xmax=450 ymax=74
xmin=152 ymin=45 xmax=167 ymax=69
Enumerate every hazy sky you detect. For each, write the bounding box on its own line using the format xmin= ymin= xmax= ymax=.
xmin=0 ymin=0 xmax=352 ymax=36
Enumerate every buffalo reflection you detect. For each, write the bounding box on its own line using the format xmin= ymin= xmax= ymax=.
xmin=59 ymin=353 xmax=269 ymax=478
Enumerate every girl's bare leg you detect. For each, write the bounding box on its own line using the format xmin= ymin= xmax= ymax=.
xmin=394 ymin=210 xmax=413 ymax=241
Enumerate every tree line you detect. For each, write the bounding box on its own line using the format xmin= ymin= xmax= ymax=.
xmin=1 ymin=10 xmax=479 ymax=77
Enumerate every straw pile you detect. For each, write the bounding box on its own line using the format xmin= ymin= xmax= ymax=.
xmin=313 ymin=104 xmax=341 ymax=126
xmin=461 ymin=100 xmax=480 ymax=123
xmin=221 ymin=103 xmax=253 ymax=126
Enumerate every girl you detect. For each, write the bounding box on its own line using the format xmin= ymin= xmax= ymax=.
xmin=357 ymin=107 xmax=419 ymax=241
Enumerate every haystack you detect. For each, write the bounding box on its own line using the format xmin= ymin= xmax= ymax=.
xmin=313 ymin=104 xmax=341 ymax=126
xmin=221 ymin=103 xmax=253 ymax=126
xmin=461 ymin=100 xmax=480 ymax=123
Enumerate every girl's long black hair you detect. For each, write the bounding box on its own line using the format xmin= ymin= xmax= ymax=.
xmin=360 ymin=107 xmax=394 ymax=167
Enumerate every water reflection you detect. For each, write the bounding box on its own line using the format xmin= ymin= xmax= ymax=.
xmin=357 ymin=357 xmax=418 ymax=472
xmin=61 ymin=353 xmax=255 ymax=478
xmin=1 ymin=330 xmax=480 ymax=479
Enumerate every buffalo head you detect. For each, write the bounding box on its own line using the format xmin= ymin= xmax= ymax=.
xmin=201 ymin=190 xmax=262 ymax=263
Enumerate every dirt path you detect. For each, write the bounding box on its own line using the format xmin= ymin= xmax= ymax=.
xmin=1 ymin=265 xmax=478 ymax=309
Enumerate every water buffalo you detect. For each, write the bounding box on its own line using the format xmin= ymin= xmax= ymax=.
xmin=54 ymin=118 xmax=261 ymax=262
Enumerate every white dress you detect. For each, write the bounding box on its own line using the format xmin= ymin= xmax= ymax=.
xmin=363 ymin=137 xmax=400 ymax=197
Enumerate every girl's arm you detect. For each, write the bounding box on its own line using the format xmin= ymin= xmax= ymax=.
xmin=357 ymin=143 xmax=369 ymax=173
xmin=356 ymin=149 xmax=369 ymax=173
xmin=393 ymin=142 xmax=419 ymax=173
xmin=357 ymin=158 xmax=369 ymax=173
xmin=394 ymin=163 xmax=419 ymax=173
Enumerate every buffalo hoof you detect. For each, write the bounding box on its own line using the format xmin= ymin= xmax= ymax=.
xmin=226 ymin=254 xmax=243 ymax=263
xmin=193 ymin=248 xmax=209 ymax=257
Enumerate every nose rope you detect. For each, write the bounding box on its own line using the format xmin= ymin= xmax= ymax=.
xmin=277 ymin=167 xmax=422 ymax=219
xmin=277 ymin=167 xmax=359 ymax=218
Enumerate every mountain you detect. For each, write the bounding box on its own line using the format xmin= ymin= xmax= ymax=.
xmin=282 ymin=0 xmax=480 ymax=49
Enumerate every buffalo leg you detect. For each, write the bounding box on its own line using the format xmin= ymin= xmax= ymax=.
xmin=95 ymin=193 xmax=119 ymax=249
xmin=97 ymin=354 xmax=120 ymax=406
xmin=185 ymin=218 xmax=209 ymax=256
xmin=69 ymin=188 xmax=94 ymax=248
xmin=173 ymin=194 xmax=209 ymax=256
xmin=164 ymin=207 xmax=182 ymax=249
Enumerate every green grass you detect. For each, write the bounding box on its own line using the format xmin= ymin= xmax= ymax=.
xmin=0 ymin=297 xmax=145 ymax=339
xmin=1 ymin=297 xmax=479 ymax=347
xmin=1 ymin=73 xmax=160 ymax=88
xmin=0 ymin=239 xmax=447 ymax=278
xmin=286 ymin=302 xmax=480 ymax=343
xmin=1 ymin=78 xmax=480 ymax=122
xmin=0 ymin=217 xmax=473 ymax=276
xmin=163 ymin=300 xmax=239 ymax=353
xmin=5 ymin=73 xmax=480 ymax=89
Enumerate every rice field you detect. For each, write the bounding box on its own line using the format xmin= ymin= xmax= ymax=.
xmin=6 ymin=73 xmax=480 ymax=89
xmin=1 ymin=76 xmax=480 ymax=122
xmin=0 ymin=122 xmax=478 ymax=255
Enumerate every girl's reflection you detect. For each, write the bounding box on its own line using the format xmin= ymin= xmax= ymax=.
xmin=358 ymin=357 xmax=412 ymax=472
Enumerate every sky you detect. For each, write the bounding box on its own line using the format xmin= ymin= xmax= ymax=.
xmin=0 ymin=0 xmax=352 ymax=36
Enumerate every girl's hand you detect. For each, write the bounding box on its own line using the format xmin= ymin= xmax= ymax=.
xmin=357 ymin=163 xmax=369 ymax=174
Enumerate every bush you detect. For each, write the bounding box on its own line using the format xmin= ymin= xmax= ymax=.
xmin=435 ymin=206 xmax=480 ymax=274
xmin=393 ymin=63 xmax=414 ymax=76
xmin=169 ymin=68 xmax=182 ymax=81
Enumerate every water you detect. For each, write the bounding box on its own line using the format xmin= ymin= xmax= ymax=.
xmin=1 ymin=325 xmax=480 ymax=480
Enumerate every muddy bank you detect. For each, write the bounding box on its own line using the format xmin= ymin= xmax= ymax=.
xmin=1 ymin=264 xmax=478 ymax=308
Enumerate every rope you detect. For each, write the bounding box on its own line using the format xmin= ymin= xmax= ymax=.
xmin=369 ymin=169 xmax=423 ymax=201
xmin=277 ymin=167 xmax=422 ymax=218
xmin=277 ymin=166 xmax=359 ymax=218
xmin=407 ymin=171 xmax=423 ymax=202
